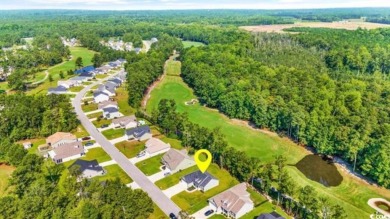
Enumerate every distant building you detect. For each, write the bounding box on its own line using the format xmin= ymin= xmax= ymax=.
xmin=75 ymin=65 xmax=95 ymax=74
xmin=46 ymin=132 xmax=77 ymax=148
xmin=103 ymin=107 xmax=121 ymax=119
xmin=161 ymin=149 xmax=195 ymax=173
xmin=125 ymin=126 xmax=152 ymax=141
xmin=181 ymin=170 xmax=219 ymax=192
xmin=68 ymin=159 xmax=105 ymax=179
xmin=48 ymin=85 xmax=68 ymax=95
xmin=48 ymin=142 xmax=85 ymax=164
xmin=23 ymin=142 xmax=32 ymax=150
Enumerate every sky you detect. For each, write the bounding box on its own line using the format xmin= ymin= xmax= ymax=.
xmin=1 ymin=0 xmax=390 ymax=10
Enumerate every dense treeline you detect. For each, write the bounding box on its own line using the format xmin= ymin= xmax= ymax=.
xmin=148 ymin=99 xmax=346 ymax=219
xmin=0 ymin=142 xmax=153 ymax=219
xmin=180 ymin=31 xmax=390 ymax=188
xmin=126 ymin=34 xmax=183 ymax=107
xmin=0 ymin=94 xmax=78 ymax=141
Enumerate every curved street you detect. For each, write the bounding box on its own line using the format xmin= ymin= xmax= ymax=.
xmin=71 ymin=72 xmax=181 ymax=217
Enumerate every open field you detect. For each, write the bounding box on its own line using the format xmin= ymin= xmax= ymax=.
xmin=240 ymin=21 xmax=390 ymax=33
xmin=0 ymin=164 xmax=15 ymax=197
xmin=165 ymin=60 xmax=181 ymax=76
xmin=182 ymin=40 xmax=205 ymax=48
xmin=114 ymin=86 xmax=136 ymax=116
xmin=96 ymin=164 xmax=133 ymax=184
xmin=27 ymin=47 xmax=96 ymax=95
xmin=87 ymin=111 xmax=102 ymax=119
xmin=146 ymin=62 xmax=390 ymax=218
xmin=171 ymin=164 xmax=239 ymax=214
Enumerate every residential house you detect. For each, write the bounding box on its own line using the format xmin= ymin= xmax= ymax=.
xmin=125 ymin=126 xmax=152 ymax=141
xmin=151 ymin=37 xmax=158 ymax=43
xmin=108 ymin=62 xmax=119 ymax=68
xmin=95 ymin=66 xmax=111 ymax=74
xmin=181 ymin=170 xmax=219 ymax=192
xmin=112 ymin=115 xmax=137 ymax=129
xmin=46 ymin=132 xmax=77 ymax=148
xmin=208 ymin=183 xmax=254 ymax=219
xmin=108 ymin=78 xmax=122 ymax=87
xmin=98 ymin=100 xmax=118 ymax=110
xmin=97 ymin=84 xmax=115 ymax=97
xmin=134 ymin=48 xmax=142 ymax=54
xmin=69 ymin=76 xmax=89 ymax=83
xmin=75 ymin=65 xmax=95 ymax=74
xmin=68 ymin=159 xmax=105 ymax=179
xmin=257 ymin=212 xmax=285 ymax=219
xmin=79 ymin=71 xmax=94 ymax=78
xmin=93 ymin=91 xmax=110 ymax=103
xmin=103 ymin=107 xmax=121 ymax=119
xmin=105 ymin=81 xmax=119 ymax=90
xmin=161 ymin=149 xmax=196 ymax=173
xmin=48 ymin=142 xmax=86 ymax=164
xmin=23 ymin=142 xmax=32 ymax=149
xmin=144 ymin=137 xmax=171 ymax=156
xmin=48 ymin=85 xmax=68 ymax=95
xmin=57 ymin=80 xmax=78 ymax=88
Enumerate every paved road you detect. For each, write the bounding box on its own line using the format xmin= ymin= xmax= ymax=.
xmin=71 ymin=72 xmax=181 ymax=217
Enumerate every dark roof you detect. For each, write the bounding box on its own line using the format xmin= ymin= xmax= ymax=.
xmin=182 ymin=170 xmax=217 ymax=188
xmin=93 ymin=91 xmax=108 ymax=97
xmin=108 ymin=62 xmax=118 ymax=67
xmin=118 ymin=58 xmax=126 ymax=63
xmin=79 ymin=71 xmax=94 ymax=77
xmin=257 ymin=212 xmax=285 ymax=219
xmin=103 ymin=107 xmax=119 ymax=113
xmin=69 ymin=159 xmax=104 ymax=174
xmin=75 ymin=65 xmax=95 ymax=74
xmin=105 ymin=81 xmax=117 ymax=90
xmin=108 ymin=78 xmax=122 ymax=85
xmin=126 ymin=126 xmax=150 ymax=138
xmin=48 ymin=85 xmax=67 ymax=92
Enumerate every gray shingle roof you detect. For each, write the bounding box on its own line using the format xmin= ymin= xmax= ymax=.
xmin=103 ymin=107 xmax=119 ymax=113
xmin=126 ymin=126 xmax=150 ymax=138
xmin=69 ymin=159 xmax=104 ymax=174
xmin=256 ymin=212 xmax=285 ymax=219
xmin=182 ymin=170 xmax=217 ymax=188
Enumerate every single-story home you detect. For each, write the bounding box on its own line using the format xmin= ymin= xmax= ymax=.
xmin=208 ymin=183 xmax=254 ymax=219
xmin=161 ymin=149 xmax=196 ymax=173
xmin=181 ymin=170 xmax=219 ymax=192
xmin=48 ymin=85 xmax=68 ymax=95
xmin=125 ymin=126 xmax=152 ymax=141
xmin=46 ymin=132 xmax=77 ymax=148
xmin=105 ymin=81 xmax=118 ymax=90
xmin=108 ymin=62 xmax=119 ymax=68
xmin=94 ymin=91 xmax=110 ymax=103
xmin=57 ymin=80 xmax=78 ymax=88
xmin=103 ymin=107 xmax=121 ymax=119
xmin=257 ymin=212 xmax=285 ymax=219
xmin=108 ymin=78 xmax=122 ymax=87
xmin=98 ymin=100 xmax=118 ymax=110
xmin=112 ymin=115 xmax=137 ymax=129
xmin=79 ymin=71 xmax=94 ymax=78
xmin=95 ymin=65 xmax=112 ymax=74
xmin=69 ymin=76 xmax=89 ymax=83
xmin=23 ymin=142 xmax=32 ymax=149
xmin=75 ymin=65 xmax=95 ymax=74
xmin=68 ymin=159 xmax=105 ymax=179
xmin=145 ymin=137 xmax=171 ymax=156
xmin=134 ymin=48 xmax=142 ymax=54
xmin=97 ymin=84 xmax=115 ymax=97
xmin=48 ymin=141 xmax=86 ymax=164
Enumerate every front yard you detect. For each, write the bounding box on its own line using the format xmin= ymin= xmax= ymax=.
xmin=96 ymin=164 xmax=133 ymax=184
xmin=155 ymin=165 xmax=199 ymax=190
xmin=115 ymin=140 xmax=145 ymax=158
xmin=102 ymin=128 xmax=124 ymax=140
xmin=83 ymin=147 xmax=111 ymax=163
xmin=171 ymin=164 xmax=239 ymax=214
xmin=92 ymin=118 xmax=112 ymax=128
xmin=82 ymin=102 xmax=98 ymax=112
xmin=87 ymin=111 xmax=103 ymax=119
xmin=69 ymin=86 xmax=84 ymax=92
xmin=135 ymin=154 xmax=164 ymax=176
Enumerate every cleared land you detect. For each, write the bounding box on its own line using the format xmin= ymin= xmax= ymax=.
xmin=0 ymin=164 xmax=15 ymax=197
xmin=114 ymin=86 xmax=136 ymax=116
xmin=240 ymin=21 xmax=390 ymax=33
xmin=116 ymin=140 xmax=145 ymax=158
xmin=182 ymin=40 xmax=205 ymax=48
xmin=146 ymin=61 xmax=390 ymax=219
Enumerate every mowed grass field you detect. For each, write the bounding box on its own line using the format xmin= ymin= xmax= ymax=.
xmin=146 ymin=61 xmax=390 ymax=219
xmin=27 ymin=47 xmax=96 ymax=95
xmin=182 ymin=40 xmax=205 ymax=48
xmin=0 ymin=164 xmax=15 ymax=197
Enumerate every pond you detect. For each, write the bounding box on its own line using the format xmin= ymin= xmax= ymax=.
xmin=295 ymin=155 xmax=343 ymax=187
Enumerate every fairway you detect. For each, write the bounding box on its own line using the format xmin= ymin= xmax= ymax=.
xmin=146 ymin=63 xmax=390 ymax=219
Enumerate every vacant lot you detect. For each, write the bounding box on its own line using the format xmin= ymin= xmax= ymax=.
xmin=115 ymin=140 xmax=145 ymax=158
xmin=102 ymin=128 xmax=124 ymax=140
xmin=114 ymin=86 xmax=136 ymax=116
xmin=240 ymin=21 xmax=390 ymax=33
xmin=96 ymin=164 xmax=133 ymax=184
xmin=0 ymin=164 xmax=15 ymax=197
xmin=146 ymin=61 xmax=390 ymax=219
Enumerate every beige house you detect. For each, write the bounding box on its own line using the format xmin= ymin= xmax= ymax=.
xmin=46 ymin=132 xmax=77 ymax=148
xmin=112 ymin=115 xmax=137 ymax=129
xmin=208 ymin=183 xmax=254 ymax=219
xmin=98 ymin=100 xmax=118 ymax=110
xmin=145 ymin=138 xmax=171 ymax=156
xmin=48 ymin=142 xmax=86 ymax=164
xmin=161 ymin=149 xmax=195 ymax=173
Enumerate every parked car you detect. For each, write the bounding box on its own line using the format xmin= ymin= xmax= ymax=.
xmin=204 ymin=210 xmax=214 ymax=216
xmin=169 ymin=213 xmax=177 ymax=219
xmin=85 ymin=142 xmax=94 ymax=146
xmin=101 ymin=124 xmax=109 ymax=128
xmin=81 ymin=136 xmax=91 ymax=141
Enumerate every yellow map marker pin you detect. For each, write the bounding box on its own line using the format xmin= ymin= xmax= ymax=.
xmin=194 ymin=149 xmax=212 ymax=173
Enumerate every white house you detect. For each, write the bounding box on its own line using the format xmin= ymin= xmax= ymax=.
xmin=161 ymin=149 xmax=196 ymax=174
xmin=98 ymin=100 xmax=118 ymax=110
xmin=144 ymin=137 xmax=171 ymax=156
xmin=181 ymin=170 xmax=219 ymax=192
xmin=48 ymin=142 xmax=86 ymax=164
xmin=57 ymin=80 xmax=78 ymax=88
xmin=46 ymin=132 xmax=77 ymax=148
xmin=112 ymin=115 xmax=137 ymax=129
xmin=94 ymin=91 xmax=110 ymax=103
xmin=102 ymin=107 xmax=121 ymax=119
xmin=97 ymin=84 xmax=115 ymax=97
xmin=125 ymin=126 xmax=152 ymax=141
xmin=208 ymin=183 xmax=254 ymax=219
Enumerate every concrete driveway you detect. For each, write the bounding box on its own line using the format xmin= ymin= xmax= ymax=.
xmin=163 ymin=182 xmax=187 ymax=198
xmin=148 ymin=170 xmax=167 ymax=183
xmin=99 ymin=160 xmax=117 ymax=167
xmin=109 ymin=136 xmax=128 ymax=144
xmin=191 ymin=205 xmax=215 ymax=219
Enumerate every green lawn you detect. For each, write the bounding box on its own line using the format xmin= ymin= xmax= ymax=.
xmin=182 ymin=40 xmax=205 ymax=48
xmin=115 ymin=140 xmax=145 ymax=158
xmin=92 ymin=119 xmax=112 ymax=128
xmin=69 ymin=86 xmax=84 ymax=92
xmin=136 ymin=154 xmax=164 ymax=176
xmin=166 ymin=60 xmax=181 ymax=76
xmin=114 ymin=86 xmax=136 ymax=116
xmin=15 ymin=138 xmax=46 ymax=155
xmin=27 ymin=47 xmax=96 ymax=95
xmin=81 ymin=102 xmax=98 ymax=112
xmin=73 ymin=125 xmax=90 ymax=138
xmin=155 ymin=165 xmax=198 ymax=190
xmin=149 ymin=204 xmax=167 ymax=219
xmin=102 ymin=128 xmax=124 ymax=140
xmin=96 ymin=74 xmax=108 ymax=79
xmin=171 ymin=164 xmax=239 ymax=214
xmin=83 ymin=147 xmax=111 ymax=163
xmin=157 ymin=136 xmax=183 ymax=150
xmin=0 ymin=165 xmax=15 ymax=197
xmin=146 ymin=66 xmax=390 ymax=218
xmin=96 ymin=164 xmax=133 ymax=184
xmin=87 ymin=111 xmax=102 ymax=119
xmin=0 ymin=81 xmax=8 ymax=91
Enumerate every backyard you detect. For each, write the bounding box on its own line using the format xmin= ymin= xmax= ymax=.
xmin=146 ymin=60 xmax=390 ymax=219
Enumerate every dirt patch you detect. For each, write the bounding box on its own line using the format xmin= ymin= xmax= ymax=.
xmin=240 ymin=21 xmax=390 ymax=33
